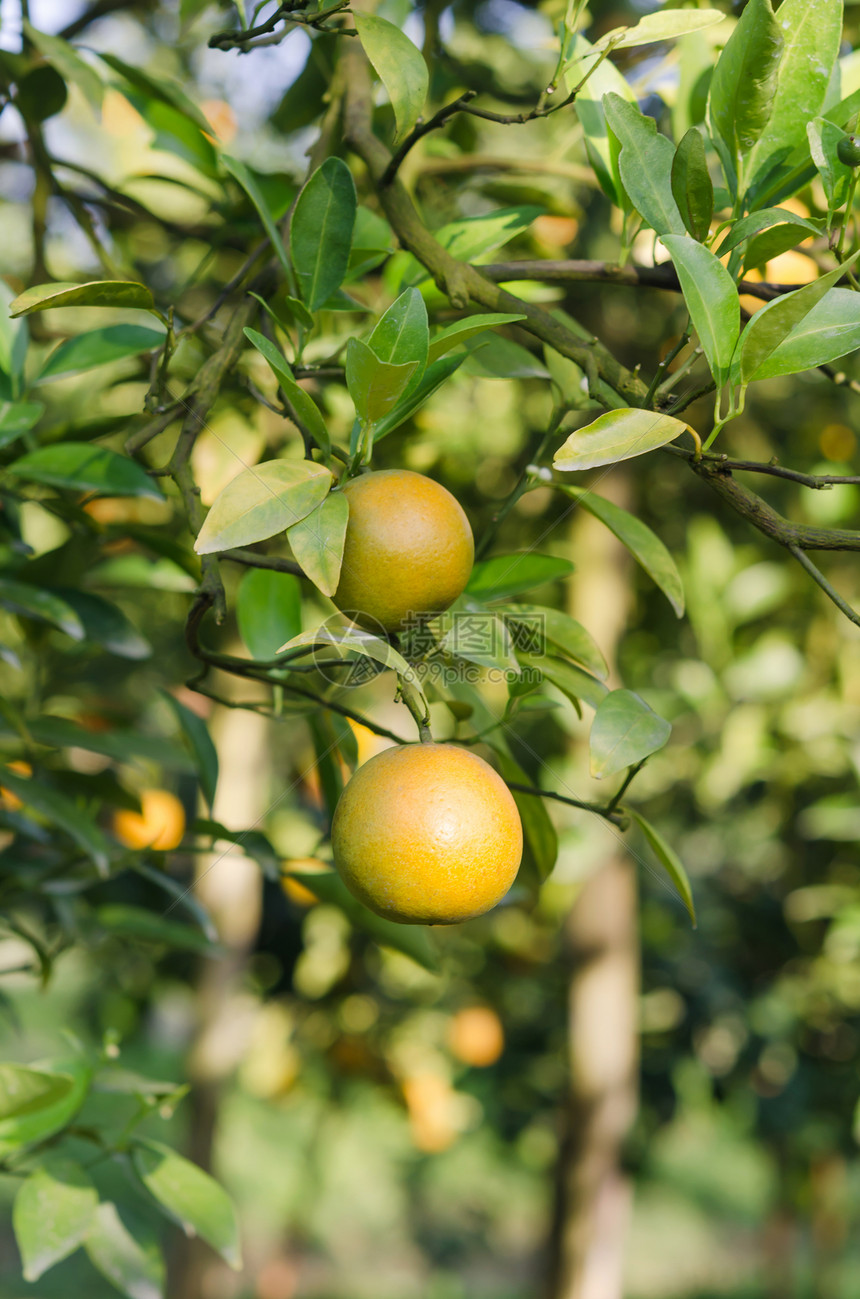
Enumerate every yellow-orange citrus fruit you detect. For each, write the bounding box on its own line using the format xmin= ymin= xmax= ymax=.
xmin=281 ymin=857 xmax=330 ymax=908
xmin=448 ymin=1006 xmax=505 ymax=1067
xmin=0 ymin=760 xmax=32 ymax=812
xmin=332 ymin=470 xmax=474 ymax=631
xmin=113 ymin=789 xmax=186 ymax=851
xmin=331 ymin=743 xmax=522 ymax=925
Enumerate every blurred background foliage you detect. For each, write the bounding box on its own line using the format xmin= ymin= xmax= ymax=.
xmin=1 ymin=0 xmax=860 ymax=1297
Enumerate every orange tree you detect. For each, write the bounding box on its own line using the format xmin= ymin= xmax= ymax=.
xmin=1 ymin=0 xmax=860 ymax=1294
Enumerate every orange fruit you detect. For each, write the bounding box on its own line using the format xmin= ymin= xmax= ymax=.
xmin=448 ymin=1006 xmax=505 ymax=1067
xmin=113 ymin=789 xmax=186 ymax=851
xmin=281 ymin=857 xmax=330 ymax=908
xmin=331 ymin=743 xmax=522 ymax=925
xmin=332 ymin=470 xmax=474 ymax=632
xmin=0 ymin=761 xmax=32 ymax=812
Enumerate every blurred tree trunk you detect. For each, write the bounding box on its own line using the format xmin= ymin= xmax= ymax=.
xmin=168 ymin=701 xmax=268 ymax=1299
xmin=547 ymin=479 xmax=640 ymax=1299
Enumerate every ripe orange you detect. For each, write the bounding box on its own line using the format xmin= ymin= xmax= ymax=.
xmin=331 ymin=743 xmax=522 ymax=925
xmin=332 ymin=470 xmax=474 ymax=632
xmin=113 ymin=789 xmax=186 ymax=851
xmin=448 ymin=1006 xmax=505 ymax=1067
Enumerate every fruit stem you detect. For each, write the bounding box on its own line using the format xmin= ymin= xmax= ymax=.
xmin=398 ymin=677 xmax=433 ymax=742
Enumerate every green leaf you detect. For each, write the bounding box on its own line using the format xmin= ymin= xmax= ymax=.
xmin=222 ymin=154 xmax=290 ymax=278
xmin=287 ymin=490 xmax=349 ymax=597
xmin=427 ymin=313 xmax=526 ymax=365
xmin=660 ymin=235 xmax=740 ymax=387
xmin=345 ymin=337 xmax=418 ymax=426
xmin=627 ymin=809 xmax=696 ymax=925
xmin=715 ymin=206 xmax=823 ymax=257
xmin=9 ymin=280 xmax=157 ymax=318
xmin=462 ymin=335 xmax=549 ymax=380
xmin=14 ymin=64 xmax=68 ymax=123
xmin=0 ymin=279 xmax=27 ymax=386
xmin=96 ymin=906 xmax=215 ymax=953
xmin=671 ymin=128 xmax=714 ymax=242
xmin=194 ymin=459 xmax=332 ymax=555
xmin=749 ymin=287 xmax=860 ymax=380
xmin=373 ymin=352 xmax=466 ymax=441
xmin=553 ymin=408 xmax=689 ymax=472
xmin=38 ymin=324 xmax=165 ymax=382
xmin=516 ymin=652 xmax=608 ymax=711
xmin=290 ymin=867 xmax=439 ymax=970
xmin=0 ymin=402 xmax=44 ymax=450
xmin=192 ymin=819 xmax=281 ymax=881
xmin=85 ymin=1202 xmax=165 ymax=1299
xmin=589 ymin=688 xmax=671 ymax=779
xmin=739 ymin=249 xmax=860 ymax=385
xmin=368 ymin=288 xmax=428 ymax=384
xmin=565 ymin=34 xmax=636 ymax=206
xmin=594 ymin=8 xmax=724 ymax=50
xmin=243 ymin=328 xmax=330 ymax=455
xmin=557 ymin=486 xmax=685 ymax=616
xmin=353 ymin=12 xmax=429 ymax=141
xmin=249 ymin=289 xmax=314 ymax=333
xmin=7 ymin=443 xmax=164 ymax=500
xmin=706 ymin=0 xmax=783 ymax=192
xmin=808 ymin=117 xmax=855 ymax=215
xmin=0 ymin=579 xmax=85 ymax=640
xmin=499 ymin=604 xmax=607 ymax=677
xmin=0 ymin=765 xmax=112 ymax=874
xmin=279 ymin=624 xmax=428 ymax=709
xmin=0 ymin=1063 xmax=90 ymax=1151
xmin=493 ymin=751 xmax=558 ymax=884
xmin=162 ymin=693 xmax=218 ymax=810
xmin=51 ymin=588 xmax=151 ymax=659
xmin=745 ymin=0 xmax=843 ymax=195
xmin=466 ymin=554 xmax=574 ymax=603
xmin=743 ymin=223 xmax=817 ymax=274
xmin=602 ymin=94 xmax=685 ymax=236
xmin=290 ymin=158 xmax=357 ymax=310
xmin=14 ymin=1159 xmax=97 ymax=1281
xmin=406 ymin=208 xmax=543 ymax=282
xmin=99 ymin=51 xmax=208 ymax=127
xmin=23 ymin=22 xmax=104 ymax=110
xmin=27 ymin=716 xmax=191 ymax=771
xmin=132 ymin=1141 xmax=240 ymax=1269
xmin=237 ymin=568 xmax=302 ymax=660
xmin=436 ymin=606 xmax=520 ymax=674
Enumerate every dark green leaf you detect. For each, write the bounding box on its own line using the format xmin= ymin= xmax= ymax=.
xmin=462 ymin=335 xmax=549 ymax=380
xmin=290 ymin=158 xmax=357 ymax=310
xmin=466 ymin=554 xmax=575 ymax=602
xmin=493 ymin=751 xmax=558 ymax=884
xmin=132 ymin=1141 xmax=240 ymax=1268
xmin=0 ymin=403 xmax=43 ymax=450
xmin=0 ymin=579 xmax=84 ymax=639
xmin=745 ymin=0 xmax=842 ymax=195
xmin=661 ymin=235 xmax=740 ymax=388
xmin=750 ymin=287 xmax=860 ymax=379
xmin=98 ymin=51 xmax=208 ymax=128
xmin=291 ymin=867 xmax=439 ymax=971
xmin=286 ymin=490 xmax=349 ymax=597
xmin=807 ymin=117 xmax=855 ymax=214
xmin=248 ymin=289 xmax=314 ymax=333
xmin=96 ymin=905 xmax=215 ymax=953
xmin=427 ymin=313 xmax=526 ymax=365
xmin=368 ymin=288 xmax=428 ymax=387
xmin=14 ymin=1159 xmax=97 ymax=1281
xmin=162 ymin=692 xmax=218 ymax=810
xmin=553 ymin=408 xmax=688 ymax=472
xmin=589 ymin=688 xmax=671 ymax=778
xmin=132 ymin=863 xmax=218 ymax=943
xmin=743 ymin=222 xmax=816 ymax=274
xmin=516 ymin=652 xmax=608 ymax=711
xmin=499 ymin=604 xmax=607 ymax=677
xmin=706 ymin=0 xmax=782 ymax=192
xmin=237 ymin=567 xmax=302 ymax=660
xmin=194 ymin=459 xmax=332 ymax=555
xmin=345 ymin=337 xmax=418 ymax=426
xmin=10 ymin=280 xmax=157 ymax=318
xmin=27 ymin=716 xmax=191 ymax=771
xmin=0 ymin=765 xmax=112 ymax=873
xmin=715 ymin=206 xmax=822 ymax=256
xmin=51 ymin=588 xmax=151 ymax=659
xmin=38 ymin=324 xmax=165 ymax=382
xmin=7 ymin=443 xmax=165 ymax=500
xmin=602 ymin=94 xmax=685 ymax=236
xmin=222 ymin=154 xmax=290 ymax=278
xmin=557 ymin=486 xmax=684 ymax=616
xmin=15 ymin=64 xmax=68 ymax=123
xmin=192 ymin=819 xmax=281 ymax=882
xmin=353 ymin=12 xmax=429 ymax=141
xmin=627 ymin=809 xmax=696 ymax=925
xmin=23 ymin=23 xmax=103 ymax=110
xmin=671 ymin=128 xmax=714 ymax=242
xmin=85 ymin=1201 xmax=164 ymax=1299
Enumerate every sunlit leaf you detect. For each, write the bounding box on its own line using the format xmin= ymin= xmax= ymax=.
xmin=194 ymin=460 xmax=332 ymax=555
xmin=553 ymin=408 xmax=688 ymax=472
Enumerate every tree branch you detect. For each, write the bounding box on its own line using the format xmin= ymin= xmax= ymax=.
xmin=480 ymin=260 xmax=790 ymax=302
